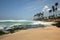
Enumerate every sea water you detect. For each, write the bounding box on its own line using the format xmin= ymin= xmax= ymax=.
xmin=0 ymin=20 xmax=53 ymax=31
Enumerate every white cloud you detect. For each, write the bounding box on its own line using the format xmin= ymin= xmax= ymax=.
xmin=43 ymin=6 xmax=48 ymax=9
xmin=42 ymin=5 xmax=50 ymax=12
xmin=43 ymin=6 xmax=60 ymax=12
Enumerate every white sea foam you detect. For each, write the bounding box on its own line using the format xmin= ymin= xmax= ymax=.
xmin=0 ymin=26 xmax=4 ymax=30
xmin=32 ymin=21 xmax=54 ymax=25
xmin=0 ymin=20 xmax=54 ymax=25
xmin=0 ymin=20 xmax=30 ymax=22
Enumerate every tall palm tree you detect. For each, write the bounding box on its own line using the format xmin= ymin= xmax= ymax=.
xmin=52 ymin=6 xmax=55 ymax=19
xmin=55 ymin=2 xmax=58 ymax=10
xmin=55 ymin=2 xmax=58 ymax=17
xmin=49 ymin=9 xmax=52 ymax=19
xmin=52 ymin=6 xmax=55 ymax=13
xmin=52 ymin=2 xmax=59 ymax=19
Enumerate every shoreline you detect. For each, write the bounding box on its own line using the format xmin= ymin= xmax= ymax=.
xmin=0 ymin=25 xmax=60 ymax=40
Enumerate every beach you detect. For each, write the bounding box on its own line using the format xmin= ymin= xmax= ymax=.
xmin=0 ymin=0 xmax=60 ymax=40
xmin=0 ymin=26 xmax=60 ymax=40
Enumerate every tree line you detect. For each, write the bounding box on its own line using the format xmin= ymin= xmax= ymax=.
xmin=33 ymin=2 xmax=60 ymax=21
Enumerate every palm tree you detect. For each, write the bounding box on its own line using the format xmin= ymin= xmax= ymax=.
xmin=52 ymin=6 xmax=55 ymax=13
xmin=55 ymin=2 xmax=58 ymax=17
xmin=49 ymin=2 xmax=58 ymax=19
xmin=48 ymin=6 xmax=56 ymax=19
xmin=52 ymin=6 xmax=55 ymax=19
xmin=49 ymin=10 xmax=52 ymax=13
xmin=55 ymin=2 xmax=58 ymax=10
xmin=40 ymin=12 xmax=44 ymax=19
xmin=34 ymin=13 xmax=40 ymax=20
xmin=49 ymin=9 xmax=52 ymax=19
xmin=34 ymin=13 xmax=40 ymax=17
xmin=34 ymin=12 xmax=44 ymax=20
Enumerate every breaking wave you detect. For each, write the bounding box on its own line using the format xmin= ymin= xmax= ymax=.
xmin=0 ymin=20 xmax=54 ymax=34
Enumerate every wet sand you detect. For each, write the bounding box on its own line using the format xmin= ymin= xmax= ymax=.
xmin=0 ymin=26 xmax=60 ymax=40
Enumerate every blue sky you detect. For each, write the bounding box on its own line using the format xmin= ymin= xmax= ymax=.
xmin=0 ymin=0 xmax=60 ymax=20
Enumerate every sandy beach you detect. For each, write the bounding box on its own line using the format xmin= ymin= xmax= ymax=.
xmin=0 ymin=26 xmax=60 ymax=40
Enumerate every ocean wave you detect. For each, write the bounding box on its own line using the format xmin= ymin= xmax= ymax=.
xmin=0 ymin=21 xmax=54 ymax=35
xmin=0 ymin=21 xmax=54 ymax=30
xmin=0 ymin=20 xmax=33 ymax=22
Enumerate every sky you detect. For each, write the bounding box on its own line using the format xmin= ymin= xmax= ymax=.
xmin=0 ymin=0 xmax=60 ymax=20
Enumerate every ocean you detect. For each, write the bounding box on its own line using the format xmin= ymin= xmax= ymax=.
xmin=0 ymin=20 xmax=54 ymax=32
